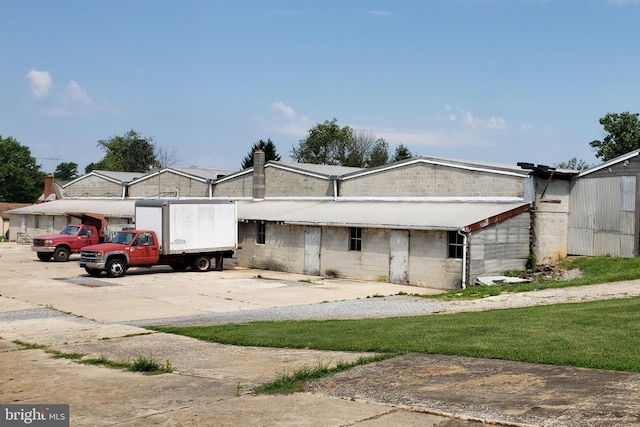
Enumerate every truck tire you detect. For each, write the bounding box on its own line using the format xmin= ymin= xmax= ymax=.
xmin=37 ymin=252 xmax=53 ymax=262
xmin=213 ymin=254 xmax=224 ymax=271
xmin=106 ymin=258 xmax=126 ymax=278
xmin=192 ymin=256 xmax=211 ymax=272
xmin=84 ymin=267 xmax=102 ymax=277
xmin=53 ymin=247 xmax=70 ymax=262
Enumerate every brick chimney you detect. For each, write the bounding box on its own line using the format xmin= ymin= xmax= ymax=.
xmin=253 ymin=150 xmax=265 ymax=200
xmin=36 ymin=174 xmax=56 ymax=204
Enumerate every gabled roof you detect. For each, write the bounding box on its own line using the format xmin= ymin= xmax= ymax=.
xmin=577 ymin=149 xmax=640 ymax=178
xmin=129 ymin=166 xmax=235 ymax=185
xmin=237 ymin=199 xmax=530 ymax=231
xmin=63 ymin=170 xmax=145 ymax=188
xmin=266 ymin=162 xmax=363 ymax=179
xmin=342 ymin=156 xmax=530 ymax=180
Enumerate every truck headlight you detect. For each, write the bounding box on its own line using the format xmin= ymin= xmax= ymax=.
xmin=44 ymin=239 xmax=54 ymax=245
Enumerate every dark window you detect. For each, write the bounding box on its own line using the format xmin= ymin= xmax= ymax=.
xmin=349 ymin=227 xmax=362 ymax=251
xmin=257 ymin=222 xmax=266 ymax=244
xmin=34 ymin=215 xmax=39 ymax=228
xmin=448 ymin=231 xmax=465 ymax=259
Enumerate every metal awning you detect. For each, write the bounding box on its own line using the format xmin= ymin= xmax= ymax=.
xmin=237 ymin=200 xmax=531 ymax=231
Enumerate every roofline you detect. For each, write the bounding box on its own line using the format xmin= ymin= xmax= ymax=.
xmin=577 ymin=150 xmax=640 ymax=178
xmin=215 ymin=168 xmax=253 ymax=183
xmin=341 ymin=157 xmax=529 ymax=180
xmin=464 ymin=203 xmax=531 ymax=232
xmin=62 ymin=171 xmax=130 ymax=188
xmin=128 ymin=168 xmax=208 ymax=185
xmin=265 ymin=163 xmax=335 ymax=180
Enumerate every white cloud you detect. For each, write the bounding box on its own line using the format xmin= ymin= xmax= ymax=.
xmin=64 ymin=81 xmax=92 ymax=106
xmin=270 ymin=102 xmax=312 ymax=136
xmin=26 ymin=69 xmax=53 ymax=98
xmin=448 ymin=108 xmax=508 ymax=131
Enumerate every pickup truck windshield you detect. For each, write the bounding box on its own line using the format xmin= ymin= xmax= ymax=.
xmin=60 ymin=225 xmax=81 ymax=235
xmin=111 ymin=232 xmax=136 ymax=245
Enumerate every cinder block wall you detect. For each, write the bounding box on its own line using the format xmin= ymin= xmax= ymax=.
xmin=214 ymin=175 xmax=253 ymax=198
xmin=340 ymin=163 xmax=525 ymax=198
xmin=64 ymin=176 xmax=123 ymax=198
xmin=320 ymin=227 xmax=390 ymax=281
xmin=236 ymin=222 xmax=305 ymax=272
xmin=265 ymin=168 xmax=334 ymax=197
xmin=534 ymin=179 xmax=570 ymax=263
xmin=128 ymin=172 xmax=208 ymax=198
xmin=408 ymin=230 xmax=463 ymax=290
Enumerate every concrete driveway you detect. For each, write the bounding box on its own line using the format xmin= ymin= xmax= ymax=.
xmin=2 ymin=243 xmax=640 ymax=426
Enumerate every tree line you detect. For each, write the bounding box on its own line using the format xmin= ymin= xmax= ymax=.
xmin=2 ymin=113 xmax=640 ymax=202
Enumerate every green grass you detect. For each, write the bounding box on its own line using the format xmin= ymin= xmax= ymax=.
xmin=431 ymin=256 xmax=640 ymax=300
xmin=151 ymin=297 xmax=640 ymax=374
xmin=255 ymin=355 xmax=393 ymax=394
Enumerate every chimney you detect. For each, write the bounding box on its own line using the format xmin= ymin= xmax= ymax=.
xmin=36 ymin=174 xmax=56 ymax=204
xmin=253 ymin=150 xmax=265 ymax=200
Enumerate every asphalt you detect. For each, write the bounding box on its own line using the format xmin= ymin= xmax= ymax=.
xmin=2 ymin=243 xmax=640 ymax=426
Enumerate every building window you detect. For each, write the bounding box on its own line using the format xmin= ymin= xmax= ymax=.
xmin=349 ymin=227 xmax=362 ymax=251
xmin=448 ymin=231 xmax=464 ymax=259
xmin=34 ymin=215 xmax=39 ymax=229
xmin=257 ymin=222 xmax=266 ymax=244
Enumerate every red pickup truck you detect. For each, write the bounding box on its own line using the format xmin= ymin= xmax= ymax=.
xmin=79 ymin=229 xmax=231 ymax=277
xmin=32 ymin=224 xmax=100 ymax=262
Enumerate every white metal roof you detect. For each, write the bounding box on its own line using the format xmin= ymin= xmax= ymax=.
xmin=237 ymin=200 xmax=530 ymax=231
xmin=7 ymin=199 xmax=136 ymax=218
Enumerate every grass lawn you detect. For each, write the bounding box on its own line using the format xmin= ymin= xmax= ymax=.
xmin=152 ymin=297 xmax=640 ymax=373
xmin=150 ymin=256 xmax=640 ymax=392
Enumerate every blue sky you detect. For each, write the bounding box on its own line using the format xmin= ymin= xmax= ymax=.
xmin=2 ymin=0 xmax=640 ymax=173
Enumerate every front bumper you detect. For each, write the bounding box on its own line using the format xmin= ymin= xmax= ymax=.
xmin=79 ymin=261 xmax=106 ymax=269
xmin=32 ymin=246 xmax=56 ymax=253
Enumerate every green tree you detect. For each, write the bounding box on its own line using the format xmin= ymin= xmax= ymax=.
xmin=92 ymin=130 xmax=160 ymax=172
xmin=291 ymin=118 xmax=358 ymax=166
xmin=367 ymin=138 xmax=390 ymax=167
xmin=0 ymin=135 xmax=45 ymax=202
xmin=54 ymin=162 xmax=79 ymax=180
xmin=392 ymin=144 xmax=413 ymax=162
xmin=553 ymin=157 xmax=591 ymax=171
xmin=590 ymin=112 xmax=640 ymax=161
xmin=241 ymin=138 xmax=282 ymax=169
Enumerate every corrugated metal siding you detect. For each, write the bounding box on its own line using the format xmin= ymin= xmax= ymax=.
xmin=568 ymin=176 xmax=636 ymax=257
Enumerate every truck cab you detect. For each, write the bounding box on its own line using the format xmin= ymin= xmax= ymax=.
xmin=32 ymin=224 xmax=100 ymax=262
xmin=80 ymin=230 xmax=160 ymax=277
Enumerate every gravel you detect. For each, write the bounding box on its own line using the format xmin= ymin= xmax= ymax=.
xmin=124 ymin=279 xmax=640 ymax=327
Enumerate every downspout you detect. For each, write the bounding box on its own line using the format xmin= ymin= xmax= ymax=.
xmin=458 ymin=228 xmax=469 ymax=289
xmin=330 ymin=176 xmax=338 ymax=201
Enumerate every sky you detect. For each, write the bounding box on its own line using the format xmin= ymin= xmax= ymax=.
xmin=2 ymin=0 xmax=640 ymax=174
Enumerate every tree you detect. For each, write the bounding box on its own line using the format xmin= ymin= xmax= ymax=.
xmin=241 ymin=138 xmax=282 ymax=169
xmin=392 ymin=144 xmax=413 ymax=162
xmin=553 ymin=157 xmax=591 ymax=171
xmin=92 ymin=130 xmax=160 ymax=173
xmin=291 ymin=118 xmax=358 ymax=166
xmin=367 ymin=138 xmax=390 ymax=167
xmin=54 ymin=162 xmax=79 ymax=181
xmin=590 ymin=112 xmax=640 ymax=161
xmin=0 ymin=135 xmax=45 ymax=202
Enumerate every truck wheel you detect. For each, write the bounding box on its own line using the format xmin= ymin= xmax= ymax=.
xmin=37 ymin=252 xmax=53 ymax=262
xmin=106 ymin=259 xmax=126 ymax=278
xmin=84 ymin=267 xmax=102 ymax=277
xmin=53 ymin=247 xmax=70 ymax=262
xmin=192 ymin=256 xmax=211 ymax=272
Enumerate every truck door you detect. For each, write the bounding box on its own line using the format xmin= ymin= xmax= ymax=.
xmin=130 ymin=233 xmax=158 ymax=265
xmin=76 ymin=226 xmax=95 ymax=250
